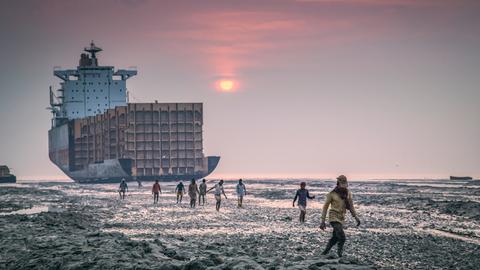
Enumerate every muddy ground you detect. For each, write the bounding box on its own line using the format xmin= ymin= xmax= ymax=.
xmin=1 ymin=179 xmax=479 ymax=269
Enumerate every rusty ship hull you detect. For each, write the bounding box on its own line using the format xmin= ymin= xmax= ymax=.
xmin=48 ymin=43 xmax=219 ymax=183
xmin=49 ymin=103 xmax=220 ymax=183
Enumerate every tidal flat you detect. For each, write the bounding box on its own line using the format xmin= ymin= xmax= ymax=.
xmin=1 ymin=179 xmax=479 ymax=269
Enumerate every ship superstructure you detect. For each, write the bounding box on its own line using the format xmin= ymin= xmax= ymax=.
xmin=49 ymin=42 xmax=136 ymax=123
xmin=48 ymin=42 xmax=220 ymax=183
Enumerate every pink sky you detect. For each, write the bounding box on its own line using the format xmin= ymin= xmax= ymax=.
xmin=0 ymin=0 xmax=479 ymax=180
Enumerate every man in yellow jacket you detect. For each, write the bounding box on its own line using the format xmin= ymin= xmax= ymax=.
xmin=320 ymin=175 xmax=361 ymax=257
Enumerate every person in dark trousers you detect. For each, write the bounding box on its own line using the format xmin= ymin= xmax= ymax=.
xmin=199 ymin=179 xmax=207 ymax=205
xmin=207 ymin=180 xmax=228 ymax=211
xmin=175 ymin=181 xmax=185 ymax=204
xmin=293 ymin=182 xmax=315 ymax=222
xmin=188 ymin=178 xmax=200 ymax=208
xmin=236 ymin=179 xmax=247 ymax=207
xmin=320 ymin=175 xmax=361 ymax=258
xmin=152 ymin=180 xmax=162 ymax=204
xmin=119 ymin=178 xmax=128 ymax=200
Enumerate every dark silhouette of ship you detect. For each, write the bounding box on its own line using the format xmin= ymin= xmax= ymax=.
xmin=0 ymin=165 xmax=16 ymax=183
xmin=449 ymin=176 xmax=473 ymax=180
xmin=48 ymin=42 xmax=220 ymax=183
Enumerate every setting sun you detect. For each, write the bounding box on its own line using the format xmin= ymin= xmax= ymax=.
xmin=218 ymin=79 xmax=235 ymax=92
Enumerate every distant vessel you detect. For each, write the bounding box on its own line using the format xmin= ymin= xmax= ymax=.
xmin=450 ymin=176 xmax=473 ymax=180
xmin=48 ymin=42 xmax=220 ymax=183
xmin=0 ymin=165 xmax=16 ymax=183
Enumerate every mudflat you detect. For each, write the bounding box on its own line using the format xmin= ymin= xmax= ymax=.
xmin=1 ymin=179 xmax=479 ymax=269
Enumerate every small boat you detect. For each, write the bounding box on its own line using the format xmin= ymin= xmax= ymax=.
xmin=0 ymin=165 xmax=16 ymax=183
xmin=450 ymin=176 xmax=473 ymax=180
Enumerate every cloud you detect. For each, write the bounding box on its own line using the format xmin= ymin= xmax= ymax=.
xmin=21 ymin=0 xmax=476 ymax=79
xmin=147 ymin=9 xmax=365 ymax=76
xmin=152 ymin=10 xmax=310 ymax=76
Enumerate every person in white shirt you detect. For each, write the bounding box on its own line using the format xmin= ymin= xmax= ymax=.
xmin=207 ymin=179 xmax=228 ymax=211
xmin=236 ymin=179 xmax=247 ymax=207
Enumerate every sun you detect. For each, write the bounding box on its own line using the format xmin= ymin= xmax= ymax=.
xmin=218 ymin=79 xmax=235 ymax=92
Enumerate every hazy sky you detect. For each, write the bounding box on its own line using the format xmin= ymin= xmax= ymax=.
xmin=1 ymin=0 xmax=479 ymax=180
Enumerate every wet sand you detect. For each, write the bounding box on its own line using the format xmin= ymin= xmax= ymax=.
xmin=1 ymin=179 xmax=479 ymax=269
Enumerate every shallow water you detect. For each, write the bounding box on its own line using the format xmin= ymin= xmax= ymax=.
xmin=0 ymin=205 xmax=50 ymax=216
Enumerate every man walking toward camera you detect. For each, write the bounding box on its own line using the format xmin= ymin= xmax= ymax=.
xmin=320 ymin=175 xmax=361 ymax=258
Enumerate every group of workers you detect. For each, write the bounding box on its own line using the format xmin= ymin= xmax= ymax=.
xmin=118 ymin=175 xmax=359 ymax=257
xmin=118 ymin=178 xmax=247 ymax=211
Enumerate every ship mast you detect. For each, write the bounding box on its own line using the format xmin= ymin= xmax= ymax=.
xmin=84 ymin=41 xmax=102 ymax=66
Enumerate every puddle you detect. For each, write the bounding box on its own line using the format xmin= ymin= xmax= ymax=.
xmin=0 ymin=205 xmax=66 ymax=216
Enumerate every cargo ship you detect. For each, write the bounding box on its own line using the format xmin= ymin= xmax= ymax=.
xmin=0 ymin=165 xmax=16 ymax=183
xmin=450 ymin=176 xmax=473 ymax=181
xmin=48 ymin=42 xmax=220 ymax=183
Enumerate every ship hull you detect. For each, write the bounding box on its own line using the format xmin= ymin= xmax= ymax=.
xmin=450 ymin=176 xmax=473 ymax=180
xmin=61 ymin=156 xmax=219 ymax=184
xmin=0 ymin=175 xmax=16 ymax=183
xmin=72 ymin=174 xmax=214 ymax=184
xmin=48 ymin=110 xmax=220 ymax=184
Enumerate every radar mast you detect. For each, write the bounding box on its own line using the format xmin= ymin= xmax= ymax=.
xmin=84 ymin=41 xmax=102 ymax=66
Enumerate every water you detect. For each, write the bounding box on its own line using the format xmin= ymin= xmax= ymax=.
xmin=0 ymin=205 xmax=50 ymax=216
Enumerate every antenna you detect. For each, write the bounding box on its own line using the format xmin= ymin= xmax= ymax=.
xmin=49 ymin=86 xmax=54 ymax=106
xmin=84 ymin=41 xmax=102 ymax=65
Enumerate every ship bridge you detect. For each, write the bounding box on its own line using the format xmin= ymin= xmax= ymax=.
xmin=49 ymin=42 xmax=137 ymax=125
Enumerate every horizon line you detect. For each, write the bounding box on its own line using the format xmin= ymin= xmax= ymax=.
xmin=14 ymin=173 xmax=477 ymax=182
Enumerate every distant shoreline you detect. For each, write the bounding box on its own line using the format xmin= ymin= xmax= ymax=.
xmin=8 ymin=177 xmax=478 ymax=184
